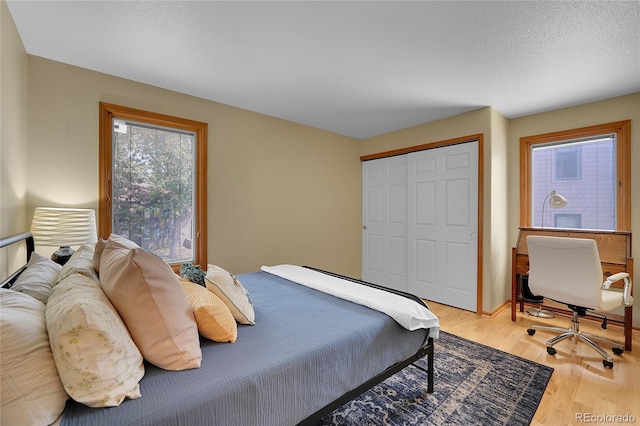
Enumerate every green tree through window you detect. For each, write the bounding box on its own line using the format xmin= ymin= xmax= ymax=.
xmin=112 ymin=120 xmax=194 ymax=262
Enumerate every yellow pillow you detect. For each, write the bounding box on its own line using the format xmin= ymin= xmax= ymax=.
xmin=180 ymin=278 xmax=237 ymax=343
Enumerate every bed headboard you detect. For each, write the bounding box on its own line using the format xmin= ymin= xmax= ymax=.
xmin=0 ymin=232 xmax=35 ymax=289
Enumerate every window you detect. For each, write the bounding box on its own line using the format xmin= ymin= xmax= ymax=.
xmin=520 ymin=121 xmax=631 ymax=231
xmin=554 ymin=145 xmax=581 ymax=180
xmin=554 ymin=213 xmax=582 ymax=229
xmin=99 ymin=103 xmax=207 ymax=269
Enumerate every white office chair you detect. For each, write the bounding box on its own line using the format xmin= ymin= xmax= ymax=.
xmin=525 ymin=235 xmax=633 ymax=368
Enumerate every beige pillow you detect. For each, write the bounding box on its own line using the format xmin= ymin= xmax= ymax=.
xmin=57 ymin=243 xmax=99 ymax=284
xmin=47 ymin=274 xmax=145 ymax=407
xmin=205 ymin=265 xmax=255 ymax=325
xmin=93 ymin=234 xmax=138 ymax=275
xmin=11 ymin=252 xmax=61 ymax=304
xmin=180 ymin=278 xmax=237 ymax=343
xmin=107 ymin=233 xmax=140 ymax=248
xmin=0 ymin=289 xmax=68 ymax=425
xmin=92 ymin=238 xmax=107 ymax=274
xmin=100 ymin=239 xmax=202 ymax=370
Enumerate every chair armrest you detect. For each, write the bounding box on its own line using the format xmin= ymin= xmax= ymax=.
xmin=602 ymin=272 xmax=633 ymax=306
xmin=603 ymin=272 xmax=629 ymax=286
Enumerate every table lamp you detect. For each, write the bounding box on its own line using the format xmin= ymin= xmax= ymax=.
xmin=541 ymin=190 xmax=568 ymax=228
xmin=527 ymin=190 xmax=568 ymax=318
xmin=30 ymin=207 xmax=97 ymax=265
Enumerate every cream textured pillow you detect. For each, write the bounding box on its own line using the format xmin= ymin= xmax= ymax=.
xmin=100 ymin=239 xmax=202 ymax=370
xmin=46 ymin=274 xmax=145 ymax=407
xmin=11 ymin=252 xmax=61 ymax=304
xmin=180 ymin=278 xmax=237 ymax=343
xmin=0 ymin=289 xmax=68 ymax=425
xmin=205 ymin=265 xmax=255 ymax=325
xmin=57 ymin=243 xmax=99 ymax=284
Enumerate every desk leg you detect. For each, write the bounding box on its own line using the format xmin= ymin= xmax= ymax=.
xmin=511 ymin=248 xmax=517 ymax=321
xmin=624 ymin=305 xmax=632 ymax=351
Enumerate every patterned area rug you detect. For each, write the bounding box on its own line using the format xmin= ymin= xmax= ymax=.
xmin=319 ymin=331 xmax=553 ymax=426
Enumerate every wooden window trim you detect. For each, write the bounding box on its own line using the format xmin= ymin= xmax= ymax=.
xmin=519 ymin=120 xmax=631 ymax=230
xmin=98 ymin=102 xmax=208 ymax=270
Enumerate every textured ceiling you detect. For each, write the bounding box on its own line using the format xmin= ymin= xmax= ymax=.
xmin=6 ymin=1 xmax=640 ymax=139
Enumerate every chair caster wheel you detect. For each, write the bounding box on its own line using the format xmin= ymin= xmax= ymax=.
xmin=527 ymin=328 xmax=536 ymax=336
xmin=612 ymin=347 xmax=624 ymax=355
xmin=546 ymin=347 xmax=556 ymax=356
xmin=603 ymin=360 xmax=613 ymax=368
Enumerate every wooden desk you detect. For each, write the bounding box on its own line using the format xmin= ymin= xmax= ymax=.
xmin=511 ymin=227 xmax=633 ymax=351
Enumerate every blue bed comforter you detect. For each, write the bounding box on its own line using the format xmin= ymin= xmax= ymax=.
xmin=61 ymin=271 xmax=430 ymax=426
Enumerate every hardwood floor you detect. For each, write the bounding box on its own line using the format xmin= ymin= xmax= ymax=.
xmin=424 ymin=300 xmax=640 ymax=426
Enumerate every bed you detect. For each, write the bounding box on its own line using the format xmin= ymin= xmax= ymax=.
xmin=1 ymin=232 xmax=438 ymax=425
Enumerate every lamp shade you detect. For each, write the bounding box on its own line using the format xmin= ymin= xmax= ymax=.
xmin=541 ymin=190 xmax=568 ymax=228
xmin=549 ymin=191 xmax=568 ymax=209
xmin=30 ymin=207 xmax=97 ymax=247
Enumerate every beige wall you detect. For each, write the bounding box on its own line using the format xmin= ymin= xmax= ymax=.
xmin=488 ymin=108 xmax=510 ymax=314
xmin=360 ymin=107 xmax=491 ymax=157
xmin=509 ymin=92 xmax=640 ymax=326
xmin=25 ymin=57 xmax=362 ymax=277
xmin=1 ymin=1 xmax=28 ymax=237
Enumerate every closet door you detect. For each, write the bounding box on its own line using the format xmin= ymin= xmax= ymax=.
xmin=407 ymin=142 xmax=478 ymax=311
xmin=362 ymin=156 xmax=408 ymax=292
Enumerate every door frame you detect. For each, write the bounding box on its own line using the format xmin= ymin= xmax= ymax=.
xmin=361 ymin=134 xmax=484 ymax=314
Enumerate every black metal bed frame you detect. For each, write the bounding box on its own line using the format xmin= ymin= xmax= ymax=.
xmin=0 ymin=232 xmax=435 ymax=425
xmin=298 ymin=266 xmax=435 ymax=424
xmin=0 ymin=231 xmax=35 ymax=289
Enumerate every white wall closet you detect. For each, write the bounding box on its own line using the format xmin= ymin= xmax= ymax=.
xmin=362 ymin=141 xmax=478 ymax=311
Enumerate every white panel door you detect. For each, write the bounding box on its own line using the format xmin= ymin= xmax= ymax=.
xmin=362 ymin=155 xmax=408 ymax=292
xmin=407 ymin=141 xmax=478 ymax=311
